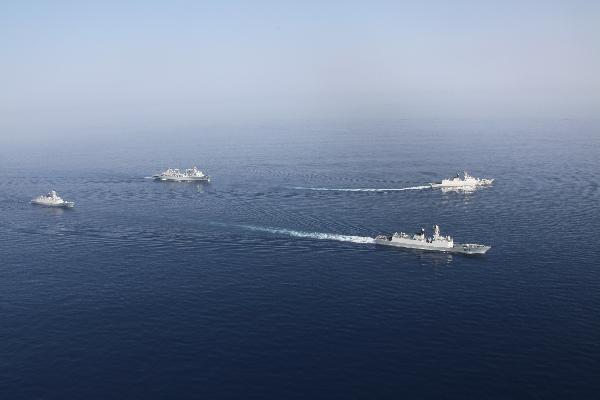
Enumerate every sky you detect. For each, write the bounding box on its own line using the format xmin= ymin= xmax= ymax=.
xmin=1 ymin=0 xmax=599 ymax=141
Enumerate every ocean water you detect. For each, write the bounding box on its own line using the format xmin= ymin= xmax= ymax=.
xmin=1 ymin=120 xmax=599 ymax=399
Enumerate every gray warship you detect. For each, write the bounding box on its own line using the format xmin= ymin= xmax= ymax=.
xmin=374 ymin=225 xmax=490 ymax=255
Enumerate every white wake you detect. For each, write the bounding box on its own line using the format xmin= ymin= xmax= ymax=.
xmin=239 ymin=225 xmax=375 ymax=244
xmin=291 ymin=185 xmax=431 ymax=192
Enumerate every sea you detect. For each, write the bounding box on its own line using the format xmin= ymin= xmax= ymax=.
xmin=1 ymin=119 xmax=599 ymax=399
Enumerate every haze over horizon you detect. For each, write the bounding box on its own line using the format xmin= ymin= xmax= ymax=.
xmin=1 ymin=0 xmax=599 ymax=142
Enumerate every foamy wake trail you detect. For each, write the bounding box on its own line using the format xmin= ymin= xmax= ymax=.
xmin=239 ymin=225 xmax=375 ymax=244
xmin=292 ymin=185 xmax=430 ymax=192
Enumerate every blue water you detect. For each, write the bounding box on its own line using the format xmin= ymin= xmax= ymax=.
xmin=1 ymin=120 xmax=599 ymax=399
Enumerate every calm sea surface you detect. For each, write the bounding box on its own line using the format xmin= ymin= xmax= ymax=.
xmin=1 ymin=120 xmax=599 ymax=399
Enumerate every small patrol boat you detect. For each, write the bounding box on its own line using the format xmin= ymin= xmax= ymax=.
xmin=430 ymin=171 xmax=493 ymax=189
xmin=31 ymin=190 xmax=75 ymax=208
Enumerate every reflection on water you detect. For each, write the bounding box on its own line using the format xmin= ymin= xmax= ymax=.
xmin=32 ymin=205 xmax=70 ymax=216
xmin=416 ymin=251 xmax=454 ymax=266
xmin=377 ymin=246 xmax=455 ymax=266
xmin=152 ymin=180 xmax=210 ymax=193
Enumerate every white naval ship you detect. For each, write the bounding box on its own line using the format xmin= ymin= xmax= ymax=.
xmin=430 ymin=171 xmax=493 ymax=189
xmin=374 ymin=225 xmax=490 ymax=255
xmin=31 ymin=191 xmax=75 ymax=208
xmin=152 ymin=166 xmax=211 ymax=182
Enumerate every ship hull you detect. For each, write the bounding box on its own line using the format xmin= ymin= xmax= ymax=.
xmin=374 ymin=238 xmax=490 ymax=255
xmin=31 ymin=201 xmax=75 ymax=208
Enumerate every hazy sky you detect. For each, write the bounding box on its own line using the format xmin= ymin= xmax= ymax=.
xmin=1 ymin=0 xmax=599 ymax=139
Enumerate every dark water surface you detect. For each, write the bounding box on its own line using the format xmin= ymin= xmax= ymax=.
xmin=1 ymin=120 xmax=599 ymax=399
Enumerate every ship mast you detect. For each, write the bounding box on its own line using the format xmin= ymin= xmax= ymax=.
xmin=433 ymin=224 xmax=441 ymax=239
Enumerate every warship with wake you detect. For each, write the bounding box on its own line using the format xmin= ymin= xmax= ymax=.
xmin=374 ymin=225 xmax=490 ymax=255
